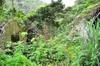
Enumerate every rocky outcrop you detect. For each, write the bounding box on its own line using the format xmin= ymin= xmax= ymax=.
xmin=0 ymin=20 xmax=22 ymax=44
xmin=0 ymin=22 xmax=5 ymax=40
xmin=68 ymin=3 xmax=100 ymax=41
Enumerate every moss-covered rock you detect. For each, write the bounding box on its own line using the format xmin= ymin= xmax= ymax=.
xmin=0 ymin=19 xmax=24 ymax=44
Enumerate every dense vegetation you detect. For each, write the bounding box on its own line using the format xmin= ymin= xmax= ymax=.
xmin=0 ymin=0 xmax=100 ymax=66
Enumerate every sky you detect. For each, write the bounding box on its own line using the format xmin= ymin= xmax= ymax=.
xmin=41 ymin=0 xmax=76 ymax=7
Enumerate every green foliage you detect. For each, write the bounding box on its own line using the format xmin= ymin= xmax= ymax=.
xmin=62 ymin=0 xmax=100 ymax=27
xmin=25 ymin=38 xmax=67 ymax=64
xmin=0 ymin=8 xmax=10 ymax=22
xmin=27 ymin=0 xmax=64 ymax=29
xmin=0 ymin=53 xmax=8 ymax=66
xmin=76 ymin=0 xmax=100 ymax=5
xmin=0 ymin=0 xmax=4 ymax=6
xmin=5 ymin=53 xmax=33 ymax=66
xmin=2 ymin=19 xmax=100 ymax=66
xmin=0 ymin=0 xmax=100 ymax=66
xmin=2 ymin=36 xmax=67 ymax=66
xmin=70 ymin=20 xmax=100 ymax=66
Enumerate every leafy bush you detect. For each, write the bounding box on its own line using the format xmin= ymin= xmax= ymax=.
xmin=5 ymin=53 xmax=33 ymax=66
xmin=2 ymin=36 xmax=68 ymax=65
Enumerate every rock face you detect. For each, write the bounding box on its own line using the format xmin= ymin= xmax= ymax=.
xmin=0 ymin=23 xmax=5 ymax=40
xmin=68 ymin=4 xmax=100 ymax=41
xmin=4 ymin=20 xmax=21 ymax=41
xmin=0 ymin=20 xmax=22 ymax=44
